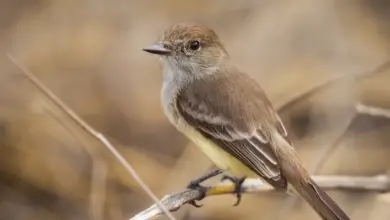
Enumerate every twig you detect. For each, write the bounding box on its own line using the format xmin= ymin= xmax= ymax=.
xmin=7 ymin=54 xmax=176 ymax=220
xmin=131 ymin=58 xmax=390 ymax=220
xmin=130 ymin=175 xmax=390 ymax=220
xmin=356 ymin=103 xmax=390 ymax=119
xmin=129 ymin=58 xmax=390 ymax=220
xmin=272 ymin=60 xmax=390 ymax=219
xmin=274 ymin=113 xmax=357 ymax=220
xmin=90 ymin=159 xmax=108 ymax=220
xmin=44 ymin=108 xmax=108 ymax=220
xmin=272 ymin=117 xmax=355 ymax=220
xmin=276 ymin=59 xmax=390 ymax=113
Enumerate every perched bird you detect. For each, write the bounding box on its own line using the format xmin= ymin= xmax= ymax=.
xmin=143 ymin=23 xmax=350 ymax=220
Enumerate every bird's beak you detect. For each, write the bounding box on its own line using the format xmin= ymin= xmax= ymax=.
xmin=142 ymin=43 xmax=171 ymax=55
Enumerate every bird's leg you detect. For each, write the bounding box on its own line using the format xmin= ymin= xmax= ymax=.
xmin=186 ymin=168 xmax=224 ymax=208
xmin=220 ymin=175 xmax=247 ymax=206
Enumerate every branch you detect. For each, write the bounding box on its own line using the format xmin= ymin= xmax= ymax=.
xmin=276 ymin=59 xmax=390 ymax=113
xmin=131 ymin=175 xmax=390 ymax=220
xmin=44 ymin=109 xmax=108 ymax=220
xmin=129 ymin=59 xmax=390 ymax=220
xmin=130 ymin=60 xmax=390 ymax=220
xmin=269 ymin=60 xmax=390 ymax=219
xmin=7 ymin=55 xmax=176 ymax=220
xmin=356 ymin=103 xmax=390 ymax=119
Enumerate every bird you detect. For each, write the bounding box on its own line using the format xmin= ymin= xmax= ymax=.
xmin=142 ymin=23 xmax=350 ymax=220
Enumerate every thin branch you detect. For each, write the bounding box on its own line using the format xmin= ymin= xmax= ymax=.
xmin=90 ymin=159 xmax=108 ymax=220
xmin=44 ymin=108 xmax=108 ymax=220
xmin=131 ymin=59 xmax=390 ymax=220
xmin=271 ymin=60 xmax=390 ymax=219
xmin=130 ymin=175 xmax=390 ymax=220
xmin=7 ymin=54 xmax=176 ymax=220
xmin=273 ymin=118 xmax=355 ymax=220
xmin=274 ymin=113 xmax=357 ymax=220
xmin=129 ymin=58 xmax=390 ymax=220
xmin=130 ymin=59 xmax=390 ymax=220
xmin=356 ymin=103 xmax=390 ymax=119
xmin=276 ymin=59 xmax=390 ymax=113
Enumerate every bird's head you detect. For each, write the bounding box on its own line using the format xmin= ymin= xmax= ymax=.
xmin=143 ymin=23 xmax=228 ymax=76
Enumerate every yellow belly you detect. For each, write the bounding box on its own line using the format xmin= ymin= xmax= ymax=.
xmin=178 ymin=122 xmax=258 ymax=178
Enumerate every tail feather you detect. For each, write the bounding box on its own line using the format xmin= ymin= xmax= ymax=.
xmin=294 ymin=177 xmax=350 ymax=220
xmin=273 ymin=133 xmax=350 ymax=220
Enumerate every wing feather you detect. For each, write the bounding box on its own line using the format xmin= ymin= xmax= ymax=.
xmin=176 ymin=72 xmax=289 ymax=189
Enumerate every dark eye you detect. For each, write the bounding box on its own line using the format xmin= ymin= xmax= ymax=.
xmin=189 ymin=40 xmax=200 ymax=50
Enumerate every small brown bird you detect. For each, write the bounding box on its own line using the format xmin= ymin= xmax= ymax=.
xmin=143 ymin=23 xmax=349 ymax=220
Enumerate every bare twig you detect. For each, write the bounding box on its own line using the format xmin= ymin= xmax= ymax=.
xmin=7 ymin=54 xmax=176 ymax=220
xmin=273 ymin=117 xmax=355 ymax=220
xmin=356 ymin=103 xmax=390 ymax=119
xmin=44 ymin=108 xmax=108 ymax=220
xmin=272 ymin=60 xmax=390 ymax=219
xmin=90 ymin=159 xmax=108 ymax=220
xmin=131 ymin=58 xmax=390 ymax=220
xmin=276 ymin=60 xmax=390 ymax=113
xmin=274 ymin=113 xmax=357 ymax=220
xmin=129 ymin=58 xmax=390 ymax=220
xmin=130 ymin=175 xmax=390 ymax=220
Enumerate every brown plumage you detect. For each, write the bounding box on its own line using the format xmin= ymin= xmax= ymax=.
xmin=143 ymin=23 xmax=350 ymax=220
xmin=161 ymin=23 xmax=224 ymax=48
xmin=176 ymin=69 xmax=287 ymax=189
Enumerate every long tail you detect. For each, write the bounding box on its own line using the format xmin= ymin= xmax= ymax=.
xmin=291 ymin=174 xmax=350 ymax=220
xmin=273 ymin=133 xmax=350 ymax=220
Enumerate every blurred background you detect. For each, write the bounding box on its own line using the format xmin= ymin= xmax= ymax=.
xmin=1 ymin=0 xmax=390 ymax=219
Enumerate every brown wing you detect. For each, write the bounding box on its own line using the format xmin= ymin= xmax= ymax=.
xmin=176 ymin=70 xmax=289 ymax=189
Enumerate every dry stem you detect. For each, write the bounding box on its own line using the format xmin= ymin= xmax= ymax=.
xmin=7 ymin=55 xmax=176 ymax=220
xmin=131 ymin=175 xmax=390 ymax=220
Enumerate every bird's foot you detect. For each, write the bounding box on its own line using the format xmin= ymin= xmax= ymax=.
xmin=221 ymin=175 xmax=246 ymax=206
xmin=186 ymin=168 xmax=224 ymax=208
xmin=186 ymin=181 xmax=208 ymax=208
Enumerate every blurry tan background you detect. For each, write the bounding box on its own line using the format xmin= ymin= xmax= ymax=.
xmin=1 ymin=0 xmax=390 ymax=219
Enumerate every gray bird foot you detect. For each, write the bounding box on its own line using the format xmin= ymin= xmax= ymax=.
xmin=186 ymin=168 xmax=224 ymax=208
xmin=221 ymin=175 xmax=246 ymax=206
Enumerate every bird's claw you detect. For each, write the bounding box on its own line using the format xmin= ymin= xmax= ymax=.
xmin=185 ymin=168 xmax=223 ymax=208
xmin=221 ymin=175 xmax=246 ymax=206
xmin=189 ymin=200 xmax=203 ymax=208
xmin=186 ymin=180 xmax=208 ymax=208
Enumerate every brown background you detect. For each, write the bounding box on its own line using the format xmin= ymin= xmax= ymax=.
xmin=1 ymin=0 xmax=390 ymax=219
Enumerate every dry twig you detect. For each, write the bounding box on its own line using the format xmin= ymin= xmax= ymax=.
xmin=131 ymin=60 xmax=390 ymax=220
xmin=273 ymin=118 xmax=356 ymax=220
xmin=7 ymin=55 xmax=176 ymax=220
xmin=44 ymin=108 xmax=109 ymax=220
xmin=272 ymin=60 xmax=390 ymax=219
xmin=356 ymin=103 xmax=390 ymax=119
xmin=276 ymin=60 xmax=390 ymax=113
xmin=130 ymin=175 xmax=390 ymax=220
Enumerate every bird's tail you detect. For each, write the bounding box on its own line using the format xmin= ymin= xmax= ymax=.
xmin=272 ymin=133 xmax=350 ymax=220
xmin=290 ymin=174 xmax=350 ymax=220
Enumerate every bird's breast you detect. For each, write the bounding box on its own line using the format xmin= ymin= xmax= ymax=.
xmin=160 ymin=72 xmax=257 ymax=177
xmin=160 ymin=94 xmax=257 ymax=177
xmin=176 ymin=120 xmax=258 ymax=177
xmin=161 ymin=81 xmax=180 ymax=125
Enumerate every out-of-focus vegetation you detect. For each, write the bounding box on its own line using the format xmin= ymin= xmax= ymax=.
xmin=1 ymin=0 xmax=390 ymax=219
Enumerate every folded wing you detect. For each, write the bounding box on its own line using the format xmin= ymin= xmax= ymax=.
xmin=176 ymin=72 xmax=289 ymax=189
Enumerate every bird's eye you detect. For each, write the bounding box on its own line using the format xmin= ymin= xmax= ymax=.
xmin=189 ymin=40 xmax=200 ymax=50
